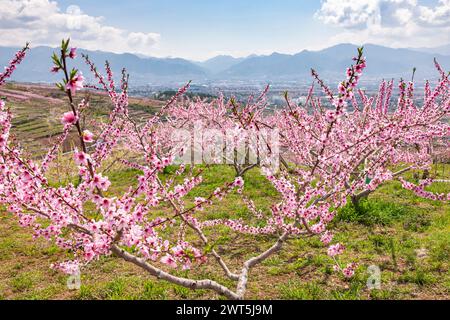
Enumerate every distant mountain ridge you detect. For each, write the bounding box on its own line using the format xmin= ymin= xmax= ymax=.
xmin=0 ymin=46 xmax=208 ymax=85
xmin=194 ymin=55 xmax=245 ymax=74
xmin=409 ymin=44 xmax=450 ymax=56
xmin=0 ymin=43 xmax=448 ymax=85
xmin=218 ymin=44 xmax=450 ymax=80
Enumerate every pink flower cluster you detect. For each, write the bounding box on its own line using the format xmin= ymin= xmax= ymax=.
xmin=400 ymin=178 xmax=450 ymax=201
xmin=0 ymin=41 xmax=448 ymax=290
xmin=342 ymin=263 xmax=358 ymax=278
xmin=66 ymin=73 xmax=85 ymax=95
xmin=327 ymin=243 xmax=345 ymax=257
xmin=61 ymin=111 xmax=77 ymax=126
xmin=0 ymin=44 xmax=28 ymax=86
xmin=266 ymin=47 xmax=448 ymax=277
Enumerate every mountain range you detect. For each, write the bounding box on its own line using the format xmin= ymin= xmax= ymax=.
xmin=0 ymin=43 xmax=448 ymax=86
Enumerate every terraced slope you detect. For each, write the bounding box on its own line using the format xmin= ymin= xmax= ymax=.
xmin=1 ymin=83 xmax=162 ymax=157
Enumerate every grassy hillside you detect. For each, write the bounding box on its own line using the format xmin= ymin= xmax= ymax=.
xmin=0 ymin=84 xmax=448 ymax=300
xmin=0 ymin=83 xmax=162 ymax=157
xmin=0 ymin=163 xmax=448 ymax=300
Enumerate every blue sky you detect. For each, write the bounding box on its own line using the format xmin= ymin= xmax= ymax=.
xmin=1 ymin=0 xmax=448 ymax=60
xmin=56 ymin=0 xmax=336 ymax=59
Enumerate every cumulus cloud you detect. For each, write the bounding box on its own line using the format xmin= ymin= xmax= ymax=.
xmin=0 ymin=0 xmax=160 ymax=54
xmin=315 ymin=0 xmax=450 ymax=48
xmin=418 ymin=0 xmax=450 ymax=26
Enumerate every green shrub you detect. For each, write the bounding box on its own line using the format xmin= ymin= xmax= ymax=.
xmin=337 ymin=199 xmax=409 ymax=226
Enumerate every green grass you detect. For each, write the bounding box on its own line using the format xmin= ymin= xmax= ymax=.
xmin=279 ymin=282 xmax=326 ymax=300
xmin=0 ymin=163 xmax=448 ymax=300
xmin=337 ymin=198 xmax=410 ymax=226
xmin=0 ymin=85 xmax=449 ymax=299
xmin=10 ymin=273 xmax=35 ymax=292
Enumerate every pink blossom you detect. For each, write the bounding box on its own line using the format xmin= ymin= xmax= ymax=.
xmin=310 ymin=222 xmax=326 ymax=234
xmin=161 ymin=157 xmax=172 ymax=166
xmin=66 ymin=73 xmax=84 ymax=95
xmin=82 ymin=130 xmax=94 ymax=143
xmin=320 ymin=231 xmax=333 ymax=245
xmin=61 ymin=111 xmax=77 ymax=125
xmin=69 ymin=48 xmax=77 ymax=59
xmin=338 ymin=82 xmax=347 ymax=94
xmin=327 ymin=243 xmax=345 ymax=257
xmin=325 ymin=110 xmax=336 ymax=123
xmin=0 ymin=134 xmax=7 ymax=149
xmin=51 ymin=260 xmax=80 ymax=275
xmin=92 ymin=173 xmax=111 ymax=191
xmin=194 ymin=197 xmax=206 ymax=211
xmin=161 ymin=254 xmax=177 ymax=268
xmin=342 ymin=263 xmax=357 ymax=278
xmin=234 ymin=176 xmax=244 ymax=187
xmin=0 ymin=45 xmax=28 ymax=86
xmin=73 ymin=149 xmax=90 ymax=166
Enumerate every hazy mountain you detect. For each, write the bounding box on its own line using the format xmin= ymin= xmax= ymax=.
xmin=0 ymin=46 xmax=208 ymax=85
xmin=219 ymin=52 xmax=292 ymax=78
xmin=410 ymin=44 xmax=450 ymax=56
xmin=195 ymin=55 xmax=245 ymax=74
xmin=0 ymin=43 xmax=448 ymax=85
xmin=219 ymin=43 xmax=450 ymax=81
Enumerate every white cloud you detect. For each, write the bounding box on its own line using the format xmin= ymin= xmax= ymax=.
xmin=418 ymin=0 xmax=450 ymax=26
xmin=0 ymin=0 xmax=160 ymax=54
xmin=316 ymin=0 xmax=450 ymax=48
